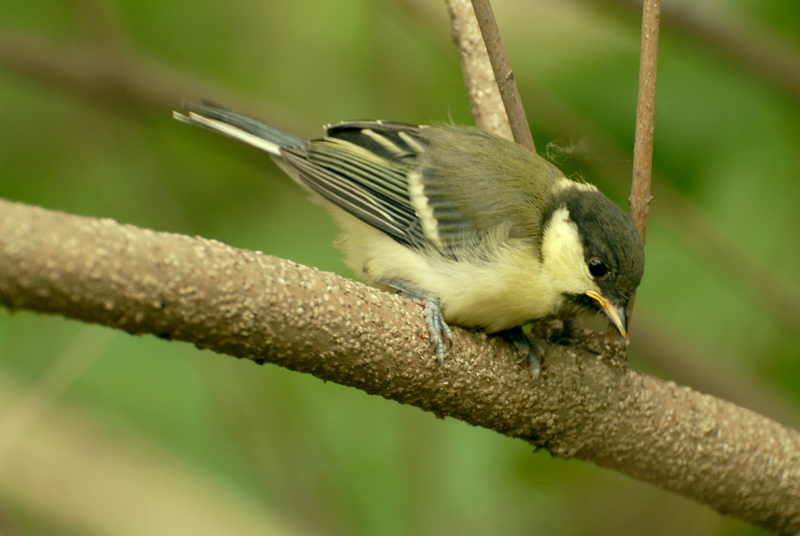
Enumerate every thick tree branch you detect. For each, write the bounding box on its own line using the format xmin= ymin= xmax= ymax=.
xmin=1 ymin=199 xmax=799 ymax=534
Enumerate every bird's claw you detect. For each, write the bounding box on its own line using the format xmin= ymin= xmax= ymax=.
xmin=505 ymin=327 xmax=543 ymax=383
xmin=386 ymin=279 xmax=452 ymax=367
xmin=423 ymin=295 xmax=452 ymax=368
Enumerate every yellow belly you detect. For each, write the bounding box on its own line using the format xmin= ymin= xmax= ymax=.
xmin=328 ymin=206 xmax=566 ymax=333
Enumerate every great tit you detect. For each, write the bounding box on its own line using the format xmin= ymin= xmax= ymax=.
xmin=174 ymin=102 xmax=645 ymax=379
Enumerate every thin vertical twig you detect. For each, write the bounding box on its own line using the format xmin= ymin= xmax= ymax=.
xmin=445 ymin=0 xmax=514 ymax=140
xmin=629 ymin=0 xmax=660 ymax=245
xmin=626 ymin=0 xmax=660 ymax=321
xmin=468 ymin=0 xmax=536 ymax=151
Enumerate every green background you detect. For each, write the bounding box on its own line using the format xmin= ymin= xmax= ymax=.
xmin=1 ymin=0 xmax=799 ymax=534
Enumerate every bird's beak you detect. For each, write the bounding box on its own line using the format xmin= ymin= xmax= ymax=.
xmin=586 ymin=290 xmax=628 ymax=338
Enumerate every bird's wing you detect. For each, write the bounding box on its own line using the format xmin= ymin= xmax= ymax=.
xmin=281 ymin=121 xmax=479 ymax=256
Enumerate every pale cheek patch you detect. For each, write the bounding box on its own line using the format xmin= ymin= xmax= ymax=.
xmin=541 ymin=207 xmax=596 ymax=295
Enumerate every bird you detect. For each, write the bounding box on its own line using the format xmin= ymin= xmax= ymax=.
xmin=174 ymin=101 xmax=645 ymax=380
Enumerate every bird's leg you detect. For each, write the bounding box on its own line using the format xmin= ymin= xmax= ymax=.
xmin=383 ymin=279 xmax=453 ymax=367
xmin=502 ymin=326 xmax=543 ymax=382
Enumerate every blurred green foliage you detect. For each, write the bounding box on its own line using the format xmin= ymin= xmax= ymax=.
xmin=0 ymin=0 xmax=798 ymax=535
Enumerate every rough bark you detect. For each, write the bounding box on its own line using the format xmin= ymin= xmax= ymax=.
xmin=1 ymin=199 xmax=798 ymax=534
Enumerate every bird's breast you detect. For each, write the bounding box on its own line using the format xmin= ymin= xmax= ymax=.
xmin=329 ymin=206 xmax=565 ymax=333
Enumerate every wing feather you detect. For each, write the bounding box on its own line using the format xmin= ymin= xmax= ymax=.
xmin=280 ymin=122 xmax=478 ymax=255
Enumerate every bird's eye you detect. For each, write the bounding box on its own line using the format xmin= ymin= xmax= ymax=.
xmin=588 ymin=258 xmax=609 ymax=278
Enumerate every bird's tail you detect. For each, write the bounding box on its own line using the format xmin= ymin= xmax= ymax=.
xmin=173 ymin=101 xmax=305 ymax=155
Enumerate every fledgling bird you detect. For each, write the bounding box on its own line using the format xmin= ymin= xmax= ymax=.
xmin=174 ymin=102 xmax=645 ymax=380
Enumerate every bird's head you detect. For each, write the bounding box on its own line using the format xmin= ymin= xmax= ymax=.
xmin=540 ymin=185 xmax=645 ymax=336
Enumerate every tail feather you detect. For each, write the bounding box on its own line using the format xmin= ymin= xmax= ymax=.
xmin=173 ymin=101 xmax=305 ymax=155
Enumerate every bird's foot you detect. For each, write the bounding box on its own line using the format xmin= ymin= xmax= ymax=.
xmin=503 ymin=326 xmax=543 ymax=383
xmin=385 ymin=280 xmax=452 ymax=367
